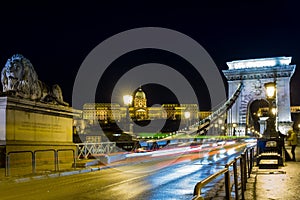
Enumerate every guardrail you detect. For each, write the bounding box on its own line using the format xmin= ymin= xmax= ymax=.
xmin=5 ymin=148 xmax=76 ymax=176
xmin=193 ymin=146 xmax=255 ymax=200
xmin=76 ymin=142 xmax=116 ymax=159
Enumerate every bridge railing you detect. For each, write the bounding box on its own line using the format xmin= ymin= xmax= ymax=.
xmin=76 ymin=142 xmax=116 ymax=159
xmin=192 ymin=146 xmax=255 ymax=200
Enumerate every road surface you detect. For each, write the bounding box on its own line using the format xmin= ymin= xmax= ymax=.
xmin=1 ymin=143 xmax=248 ymax=200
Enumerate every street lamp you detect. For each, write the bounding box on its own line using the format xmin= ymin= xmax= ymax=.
xmin=221 ymin=126 xmax=225 ymax=136
xmin=123 ymin=95 xmax=133 ymax=107
xmin=184 ymin=111 xmax=190 ymax=131
xmin=123 ymin=95 xmax=133 ymax=133
xmin=233 ymin=123 xmax=237 ymax=136
xmin=264 ymin=82 xmax=277 ymax=138
xmin=265 ymin=82 xmax=276 ymax=99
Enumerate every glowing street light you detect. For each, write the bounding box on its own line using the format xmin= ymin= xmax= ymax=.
xmin=265 ymin=82 xmax=276 ymax=99
xmin=184 ymin=111 xmax=190 ymax=131
xmin=263 ymin=82 xmax=277 ymax=138
xmin=233 ymin=123 xmax=237 ymax=136
xmin=271 ymin=108 xmax=277 ymax=115
xmin=123 ymin=95 xmax=133 ymax=106
xmin=184 ymin=111 xmax=190 ymax=119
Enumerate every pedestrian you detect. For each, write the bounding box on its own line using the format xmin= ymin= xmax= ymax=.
xmin=287 ymin=129 xmax=298 ymax=161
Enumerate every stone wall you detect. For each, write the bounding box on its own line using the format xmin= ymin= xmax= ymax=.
xmin=0 ymin=96 xmax=80 ymax=168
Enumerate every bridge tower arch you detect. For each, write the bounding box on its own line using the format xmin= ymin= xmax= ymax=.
xmin=245 ymin=98 xmax=269 ymax=133
xmin=223 ymin=57 xmax=296 ymax=136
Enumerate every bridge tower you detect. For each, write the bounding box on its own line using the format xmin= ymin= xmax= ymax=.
xmin=223 ymin=57 xmax=296 ymax=136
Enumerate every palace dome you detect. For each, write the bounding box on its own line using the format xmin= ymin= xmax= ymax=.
xmin=135 ymin=88 xmax=146 ymax=99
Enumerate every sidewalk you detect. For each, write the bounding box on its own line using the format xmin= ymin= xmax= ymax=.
xmin=245 ymin=145 xmax=300 ymax=200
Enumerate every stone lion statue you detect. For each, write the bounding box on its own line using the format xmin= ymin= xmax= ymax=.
xmin=1 ymin=54 xmax=69 ymax=106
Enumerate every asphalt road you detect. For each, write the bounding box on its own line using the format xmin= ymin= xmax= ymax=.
xmin=0 ymin=143 xmax=247 ymax=200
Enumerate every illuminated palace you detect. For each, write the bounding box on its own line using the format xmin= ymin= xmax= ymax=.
xmin=82 ymin=87 xmax=202 ymax=124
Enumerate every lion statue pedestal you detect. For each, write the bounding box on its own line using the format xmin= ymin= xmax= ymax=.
xmin=0 ymin=55 xmax=81 ymax=173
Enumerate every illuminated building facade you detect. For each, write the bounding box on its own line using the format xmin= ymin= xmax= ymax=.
xmin=82 ymin=103 xmax=122 ymax=124
xmin=132 ymin=87 xmax=148 ymax=120
xmin=82 ymin=87 xmax=200 ymax=123
xmin=162 ymin=104 xmax=199 ymax=120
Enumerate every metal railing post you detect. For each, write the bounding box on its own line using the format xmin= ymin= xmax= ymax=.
xmin=55 ymin=150 xmax=59 ymax=171
xmin=5 ymin=154 xmax=10 ymax=177
xmin=243 ymin=153 xmax=247 ymax=187
xmin=84 ymin=143 xmax=87 ymax=158
xmin=246 ymin=149 xmax=251 ymax=178
xmin=54 ymin=150 xmax=58 ymax=171
xmin=225 ymin=164 xmax=231 ymax=200
xmin=240 ymin=154 xmax=245 ymax=200
xmin=250 ymin=147 xmax=253 ymax=173
xmin=73 ymin=148 xmax=76 ymax=169
xmin=32 ymin=152 xmax=36 ymax=174
xmin=233 ymin=158 xmax=239 ymax=200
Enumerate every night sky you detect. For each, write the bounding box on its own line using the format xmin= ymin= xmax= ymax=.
xmin=0 ymin=1 xmax=299 ymax=110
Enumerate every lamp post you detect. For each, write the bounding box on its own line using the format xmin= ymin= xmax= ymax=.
xmin=184 ymin=111 xmax=190 ymax=131
xmin=263 ymin=82 xmax=277 ymax=138
xmin=221 ymin=126 xmax=225 ymax=136
xmin=218 ymin=119 xmax=223 ymax=135
xmin=233 ymin=123 xmax=237 ymax=136
xmin=123 ymin=95 xmax=133 ymax=134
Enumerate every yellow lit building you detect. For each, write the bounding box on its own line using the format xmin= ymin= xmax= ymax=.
xmin=82 ymin=103 xmax=122 ymax=124
xmin=132 ymin=87 xmax=148 ymax=120
xmin=291 ymin=106 xmax=300 ymax=113
xmin=82 ymin=87 xmax=204 ymax=123
xmin=162 ymin=104 xmax=199 ymax=120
